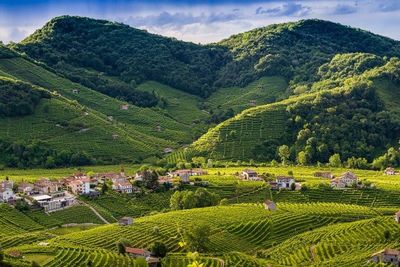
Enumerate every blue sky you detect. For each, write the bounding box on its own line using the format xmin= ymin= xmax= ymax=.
xmin=1 ymin=0 xmax=399 ymax=44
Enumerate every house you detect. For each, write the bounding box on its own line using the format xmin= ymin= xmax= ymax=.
xmin=112 ymin=134 xmax=119 ymax=140
xmin=276 ymin=176 xmax=295 ymax=189
xmin=395 ymin=211 xmax=400 ymax=223
xmin=249 ymin=100 xmax=257 ymax=106
xmin=330 ymin=172 xmax=358 ymax=188
xmin=18 ymin=182 xmax=34 ymax=195
xmin=242 ymin=169 xmax=258 ymax=180
xmin=385 ymin=167 xmax=397 ymax=175
xmin=134 ymin=172 xmax=144 ymax=182
xmin=155 ymin=125 xmax=162 ymax=132
xmin=169 ymin=169 xmax=203 ymax=183
xmin=163 ymin=147 xmax=174 ymax=154
xmin=112 ymin=178 xmax=133 ymax=193
xmin=121 ymin=104 xmax=129 ymax=110
xmin=72 ymin=89 xmax=79 ymax=94
xmin=314 ymin=171 xmax=334 ymax=179
xmin=34 ymin=178 xmax=60 ymax=194
xmin=125 ymin=247 xmax=151 ymax=258
xmin=66 ymin=177 xmax=91 ymax=195
xmin=0 ymin=188 xmax=14 ymax=202
xmin=371 ymin=248 xmax=400 ymax=266
xmin=263 ymin=200 xmax=276 ymax=211
xmin=119 ymin=216 xmax=133 ymax=226
xmin=1 ymin=179 xmax=13 ymax=190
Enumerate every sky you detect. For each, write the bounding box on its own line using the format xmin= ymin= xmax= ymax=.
xmin=0 ymin=0 xmax=399 ymax=44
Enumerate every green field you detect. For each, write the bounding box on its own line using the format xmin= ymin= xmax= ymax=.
xmin=2 ymin=164 xmax=400 ymax=266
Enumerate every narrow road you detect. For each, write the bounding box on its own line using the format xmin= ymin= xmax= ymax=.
xmin=79 ymin=201 xmax=110 ymax=224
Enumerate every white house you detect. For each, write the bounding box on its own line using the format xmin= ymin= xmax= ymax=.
xmin=67 ymin=178 xmax=91 ymax=195
xmin=112 ymin=178 xmax=133 ymax=193
xmin=276 ymin=176 xmax=295 ymax=189
xmin=0 ymin=188 xmax=14 ymax=202
xmin=242 ymin=169 xmax=258 ymax=180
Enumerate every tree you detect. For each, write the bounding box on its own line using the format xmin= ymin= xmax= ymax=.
xmin=15 ymin=199 xmax=30 ymax=212
xmin=185 ymin=224 xmax=211 ymax=252
xmin=194 ymin=188 xmax=219 ymax=208
xmin=278 ymin=145 xmax=290 ymax=165
xmin=290 ymin=182 xmax=296 ymax=191
xmin=329 ymin=154 xmax=342 ymax=167
xmin=116 ymin=239 xmax=130 ymax=254
xmin=101 ymin=182 xmax=108 ymax=194
xmin=297 ymin=151 xmax=308 ymax=165
xmin=135 ymin=257 xmax=148 ymax=267
xmin=32 ymin=262 xmax=41 ymax=267
xmin=384 ymin=230 xmax=391 ymax=240
xmin=151 ymin=241 xmax=168 ymax=258
xmin=142 ymin=170 xmax=159 ymax=190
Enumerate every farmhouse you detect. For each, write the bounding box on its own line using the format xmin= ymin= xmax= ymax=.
xmin=385 ymin=167 xmax=397 ymax=175
xmin=395 ymin=211 xmax=400 ymax=223
xmin=314 ymin=171 xmax=334 ymax=179
xmin=264 ymin=200 xmax=276 ymax=211
xmin=371 ymin=248 xmax=400 ymax=266
xmin=111 ymin=178 xmax=133 ymax=193
xmin=34 ymin=178 xmax=60 ymax=194
xmin=276 ymin=176 xmax=295 ymax=189
xmin=242 ymin=169 xmax=258 ymax=180
xmin=119 ymin=216 xmax=133 ymax=226
xmin=330 ymin=172 xmax=358 ymax=188
xmin=125 ymin=247 xmax=151 ymax=258
xmin=18 ymin=182 xmax=34 ymax=195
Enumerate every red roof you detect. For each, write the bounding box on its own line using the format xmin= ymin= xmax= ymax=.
xmin=125 ymin=247 xmax=150 ymax=255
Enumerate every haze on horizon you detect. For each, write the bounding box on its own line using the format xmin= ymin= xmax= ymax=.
xmin=1 ymin=0 xmax=399 ymax=44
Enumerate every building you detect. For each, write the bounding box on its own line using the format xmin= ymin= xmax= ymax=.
xmin=66 ymin=177 xmax=91 ymax=195
xmin=1 ymin=179 xmax=13 ymax=190
xmin=276 ymin=176 xmax=295 ymax=189
xmin=385 ymin=167 xmax=397 ymax=175
xmin=263 ymin=200 xmax=276 ymax=211
xmin=314 ymin=171 xmax=334 ymax=179
xmin=163 ymin=147 xmax=174 ymax=154
xmin=395 ymin=211 xmax=400 ymax=223
xmin=170 ymin=169 xmax=205 ymax=183
xmin=119 ymin=216 xmax=133 ymax=226
xmin=242 ymin=169 xmax=258 ymax=180
xmin=72 ymin=89 xmax=79 ymax=94
xmin=371 ymin=248 xmax=400 ymax=266
xmin=121 ymin=104 xmax=129 ymax=110
xmin=0 ymin=188 xmax=14 ymax=202
xmin=268 ymin=181 xmax=278 ymax=190
xmin=146 ymin=256 xmax=160 ymax=267
xmin=18 ymin=182 xmax=34 ymax=195
xmin=31 ymin=193 xmax=75 ymax=212
xmin=330 ymin=172 xmax=358 ymax=188
xmin=112 ymin=178 xmax=133 ymax=193
xmin=134 ymin=172 xmax=144 ymax=182
xmin=34 ymin=178 xmax=60 ymax=194
xmin=125 ymin=247 xmax=151 ymax=258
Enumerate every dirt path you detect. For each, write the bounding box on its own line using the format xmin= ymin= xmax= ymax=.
xmin=79 ymin=201 xmax=110 ymax=224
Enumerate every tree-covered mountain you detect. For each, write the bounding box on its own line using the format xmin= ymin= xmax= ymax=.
xmin=3 ymin=16 xmax=400 ymax=167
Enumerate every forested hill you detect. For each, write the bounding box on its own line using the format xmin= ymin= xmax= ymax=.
xmin=13 ymin=16 xmax=227 ymax=98
xmin=12 ymin=17 xmax=400 ymax=99
xmin=215 ymin=19 xmax=400 ymax=89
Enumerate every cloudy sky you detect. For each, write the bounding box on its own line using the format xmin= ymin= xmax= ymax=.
xmin=1 ymin=0 xmax=399 ymax=44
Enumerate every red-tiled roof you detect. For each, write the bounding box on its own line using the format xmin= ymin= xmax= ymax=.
xmin=125 ymin=247 xmax=150 ymax=255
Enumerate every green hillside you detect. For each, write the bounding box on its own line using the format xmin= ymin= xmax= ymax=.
xmin=190 ymin=55 xmax=400 ymax=162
